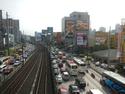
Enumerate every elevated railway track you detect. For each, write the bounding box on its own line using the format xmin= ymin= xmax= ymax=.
xmin=0 ymin=46 xmax=54 ymax=94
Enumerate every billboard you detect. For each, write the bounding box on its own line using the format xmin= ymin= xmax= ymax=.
xmin=76 ymin=20 xmax=89 ymax=31
xmin=65 ymin=20 xmax=74 ymax=33
xmin=76 ymin=33 xmax=87 ymax=46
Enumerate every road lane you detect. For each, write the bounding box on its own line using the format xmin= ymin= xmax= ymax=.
xmin=84 ymin=71 xmax=111 ymax=94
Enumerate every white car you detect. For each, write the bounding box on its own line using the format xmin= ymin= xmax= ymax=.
xmin=95 ymin=61 xmax=100 ymax=66
xmin=56 ymin=74 xmax=63 ymax=83
xmin=14 ymin=60 xmax=21 ymax=66
xmin=62 ymin=71 xmax=70 ymax=81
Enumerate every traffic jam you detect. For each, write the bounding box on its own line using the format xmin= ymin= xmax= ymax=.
xmin=50 ymin=48 xmax=106 ymax=94
xmin=0 ymin=44 xmax=34 ymax=81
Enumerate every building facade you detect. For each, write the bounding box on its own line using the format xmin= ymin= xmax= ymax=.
xmin=95 ymin=31 xmax=108 ymax=45
xmin=0 ymin=10 xmax=4 ymax=51
xmin=118 ymin=25 xmax=125 ymax=63
xmin=62 ymin=12 xmax=90 ymax=53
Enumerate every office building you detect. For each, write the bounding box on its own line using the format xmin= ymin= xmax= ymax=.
xmin=62 ymin=11 xmax=90 ymax=53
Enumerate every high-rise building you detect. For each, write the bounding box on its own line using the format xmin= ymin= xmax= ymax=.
xmin=2 ymin=19 xmax=20 ymax=44
xmin=95 ymin=31 xmax=108 ymax=45
xmin=118 ymin=24 xmax=125 ymax=63
xmin=99 ymin=27 xmax=106 ymax=32
xmin=0 ymin=10 xmax=4 ymax=51
xmin=62 ymin=11 xmax=90 ymax=53
xmin=115 ymin=24 xmax=121 ymax=33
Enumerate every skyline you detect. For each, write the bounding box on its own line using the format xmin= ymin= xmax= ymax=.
xmin=0 ymin=0 xmax=125 ymax=35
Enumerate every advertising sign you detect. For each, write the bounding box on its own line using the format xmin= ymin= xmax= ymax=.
xmin=65 ymin=20 xmax=74 ymax=33
xmin=77 ymin=33 xmax=87 ymax=46
xmin=76 ymin=20 xmax=89 ymax=31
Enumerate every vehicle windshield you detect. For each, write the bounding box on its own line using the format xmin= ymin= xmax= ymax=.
xmin=72 ymin=66 xmax=77 ymax=69
xmin=72 ymin=86 xmax=78 ymax=90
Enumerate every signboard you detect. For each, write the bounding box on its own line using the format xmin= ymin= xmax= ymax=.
xmin=76 ymin=20 xmax=89 ymax=31
xmin=76 ymin=33 xmax=87 ymax=46
xmin=65 ymin=20 xmax=74 ymax=33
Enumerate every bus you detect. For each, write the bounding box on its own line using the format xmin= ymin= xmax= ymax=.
xmin=66 ymin=59 xmax=78 ymax=76
xmin=73 ymin=57 xmax=86 ymax=73
xmin=86 ymin=89 xmax=103 ymax=94
xmin=100 ymin=70 xmax=125 ymax=94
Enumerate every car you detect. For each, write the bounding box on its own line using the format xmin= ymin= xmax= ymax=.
xmin=58 ymin=86 xmax=68 ymax=94
xmin=56 ymin=74 xmax=63 ymax=84
xmin=75 ymin=78 xmax=86 ymax=90
xmin=52 ymin=59 xmax=57 ymax=64
xmin=3 ymin=66 xmax=13 ymax=75
xmin=58 ymin=62 xmax=63 ymax=68
xmin=60 ymin=64 xmax=66 ymax=73
xmin=62 ymin=71 xmax=70 ymax=81
xmin=95 ymin=61 xmax=100 ymax=66
xmin=13 ymin=60 xmax=21 ymax=66
xmin=0 ymin=64 xmax=6 ymax=73
xmin=52 ymin=63 xmax=58 ymax=69
xmin=69 ymin=84 xmax=80 ymax=94
xmin=53 ymin=68 xmax=59 ymax=75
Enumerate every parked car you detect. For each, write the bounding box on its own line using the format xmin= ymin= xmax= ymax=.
xmin=75 ymin=78 xmax=86 ymax=90
xmin=69 ymin=84 xmax=80 ymax=94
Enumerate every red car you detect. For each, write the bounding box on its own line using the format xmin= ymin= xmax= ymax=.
xmin=3 ymin=66 xmax=13 ymax=75
xmin=58 ymin=86 xmax=68 ymax=94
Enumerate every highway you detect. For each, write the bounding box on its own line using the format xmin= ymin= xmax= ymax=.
xmin=57 ymin=58 xmax=112 ymax=94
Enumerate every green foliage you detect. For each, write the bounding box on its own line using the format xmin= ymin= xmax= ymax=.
xmin=5 ymin=48 xmax=15 ymax=56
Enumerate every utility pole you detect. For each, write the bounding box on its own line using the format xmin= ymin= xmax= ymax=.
xmin=6 ymin=12 xmax=10 ymax=56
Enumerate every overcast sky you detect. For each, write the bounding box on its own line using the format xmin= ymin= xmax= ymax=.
xmin=0 ymin=0 xmax=125 ymax=35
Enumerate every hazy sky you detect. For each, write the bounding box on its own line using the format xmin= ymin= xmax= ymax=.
xmin=0 ymin=0 xmax=125 ymax=35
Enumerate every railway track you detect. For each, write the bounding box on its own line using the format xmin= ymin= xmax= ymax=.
xmin=0 ymin=46 xmax=54 ymax=94
xmin=31 ymin=47 xmax=48 ymax=94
